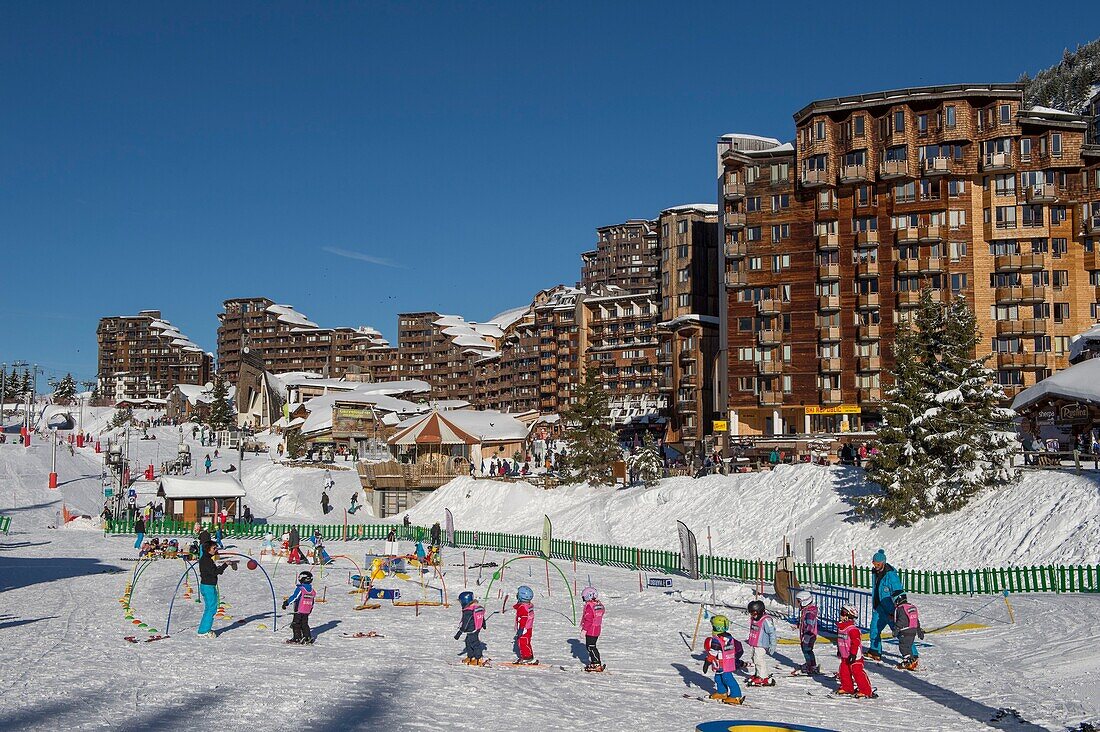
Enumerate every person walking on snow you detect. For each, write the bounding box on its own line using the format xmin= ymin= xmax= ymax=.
xmin=349 ymin=491 xmax=360 ymax=514
xmin=702 ymin=614 xmax=745 ymax=704
xmin=868 ymin=548 xmax=909 ymax=661
xmin=745 ymin=599 xmax=777 ymax=685
xmin=320 ymin=490 xmax=330 ymax=515
xmin=836 ymin=603 xmax=876 ymax=698
xmin=134 ymin=515 xmax=146 ymax=550
xmin=791 ymin=590 xmax=820 ymax=675
xmin=893 ymin=593 xmax=924 ymax=671
xmin=513 ymin=585 xmax=537 ymax=664
xmin=454 ymin=591 xmax=487 ymax=665
xmin=430 ymin=522 xmax=442 ymax=548
xmin=283 ymin=570 xmax=316 ymax=644
xmin=197 ymin=540 xmax=237 ymax=637
xmin=204 ymin=454 xmax=212 ymax=474
xmin=288 ymin=526 xmax=303 ymax=564
xmin=580 ymin=586 xmax=606 ymax=671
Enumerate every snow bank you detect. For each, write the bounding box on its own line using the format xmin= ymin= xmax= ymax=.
xmin=240 ymin=460 xmax=374 ymax=521
xmin=405 ymin=465 xmax=1100 ymax=568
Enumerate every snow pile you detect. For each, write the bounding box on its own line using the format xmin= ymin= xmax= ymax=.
xmin=61 ymin=516 xmax=100 ymax=531
xmin=405 ymin=465 xmax=1100 ymax=568
xmin=239 ymin=460 xmax=374 ymax=521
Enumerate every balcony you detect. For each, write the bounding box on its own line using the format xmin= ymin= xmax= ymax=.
xmin=920 ymin=258 xmax=946 ymax=274
xmin=1024 ymin=184 xmax=1057 ymax=203
xmin=1020 ymin=285 xmax=1047 ymax=303
xmin=840 ymin=164 xmax=872 ymax=184
xmin=821 ymin=389 xmax=844 ymax=404
xmin=896 ymin=258 xmax=920 ymax=275
xmin=818 ymin=263 xmax=841 ymax=281
xmin=724 ymin=212 xmax=747 ymax=229
xmin=897 ymin=290 xmax=921 ymax=308
xmin=995 ymin=286 xmax=1023 ymax=304
xmin=1085 ymin=250 xmax=1100 ymax=271
xmin=859 ymin=387 xmax=883 ymax=402
xmin=922 ymin=157 xmax=953 ymax=176
xmin=997 ymin=352 xmax=1051 ymax=370
xmin=994 ymin=254 xmax=1022 ymax=271
xmin=820 ymin=357 xmax=842 ymax=373
xmin=757 ymin=328 xmax=782 ymax=345
xmin=802 ymin=169 xmax=832 ymax=188
xmin=757 ymin=360 xmax=783 ymax=376
xmin=895 ymin=227 xmax=920 ymax=244
xmin=679 ymin=350 xmax=696 ymax=363
xmin=856 ymin=260 xmax=879 ymax=277
xmin=725 ymin=271 xmax=747 ymax=288
xmin=996 ymin=319 xmax=1045 ymax=337
xmin=879 ymin=159 xmax=910 ymax=179
xmin=855 ymin=230 xmax=879 ymax=247
xmin=919 ymin=224 xmax=943 ymax=242
xmin=725 ymin=241 xmax=747 ymax=258
xmin=819 ymin=325 xmax=842 ymax=342
xmin=758 ymin=390 xmax=784 ymax=406
xmin=818 ymin=294 xmax=841 ymax=311
xmin=817 ymin=232 xmax=840 ymax=251
xmin=1086 ymin=219 xmax=1100 ymax=235
xmin=983 ymin=152 xmax=1013 ymax=171
xmin=757 ymin=298 xmax=781 ymax=315
xmin=1020 ymin=253 xmax=1044 ymax=271
xmin=859 ymin=323 xmax=881 ymax=340
xmin=858 ymin=355 xmax=882 ymax=372
xmin=723 ymin=182 xmax=746 ymax=200
xmin=817 ymin=197 xmax=839 ymax=217
xmin=857 ymin=292 xmax=881 ymax=310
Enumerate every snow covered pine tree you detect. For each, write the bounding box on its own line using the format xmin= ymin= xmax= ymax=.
xmin=628 ymin=433 xmax=664 ymax=486
xmin=865 ymin=291 xmax=1018 ymax=525
xmin=560 ymin=368 xmax=623 ymax=486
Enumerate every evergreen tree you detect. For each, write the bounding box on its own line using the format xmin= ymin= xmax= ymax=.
xmin=285 ymin=428 xmax=305 ymax=459
xmin=20 ymin=369 xmax=32 ymax=398
xmin=560 ymin=368 xmax=623 ymax=486
xmin=1 ymin=367 xmax=18 ymax=403
xmin=53 ymin=373 xmax=77 ymax=405
xmin=628 ymin=433 xmax=664 ymax=487
xmin=205 ymin=375 xmax=235 ymax=431
xmin=865 ymin=292 xmax=1019 ymax=525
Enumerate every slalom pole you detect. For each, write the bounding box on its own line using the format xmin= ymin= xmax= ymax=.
xmin=463 ymin=551 xmax=467 ymax=588
xmin=1003 ymin=589 xmax=1016 ymax=624
xmin=690 ymin=603 xmax=704 ymax=651
xmin=707 ymin=526 xmax=716 ymax=607
xmin=545 ymin=557 xmax=552 ymax=598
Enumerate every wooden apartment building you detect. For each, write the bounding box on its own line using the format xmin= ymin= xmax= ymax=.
xmin=96 ymin=310 xmax=212 ymax=402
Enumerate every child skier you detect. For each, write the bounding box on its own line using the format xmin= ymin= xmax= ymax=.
xmin=702 ymin=614 xmax=745 ymax=705
xmin=836 ymin=602 xmax=875 ymax=698
xmin=893 ymin=593 xmax=924 ymax=671
xmin=745 ymin=599 xmax=777 ymax=686
xmin=580 ymin=586 xmax=605 ymax=671
xmin=513 ymin=585 xmax=537 ymax=664
xmin=454 ymin=591 xmax=487 ymax=665
xmin=282 ymin=570 xmax=317 ymax=645
xmin=791 ymin=590 xmax=820 ymax=675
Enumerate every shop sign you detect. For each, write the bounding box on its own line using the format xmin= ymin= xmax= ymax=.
xmin=804 ymin=405 xmax=861 ymax=415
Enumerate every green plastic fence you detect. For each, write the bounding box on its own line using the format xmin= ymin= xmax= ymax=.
xmin=104 ymin=518 xmax=1099 ymax=595
xmin=0 ymin=514 xmax=11 ymax=533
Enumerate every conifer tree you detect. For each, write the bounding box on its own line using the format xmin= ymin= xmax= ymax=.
xmin=53 ymin=373 xmax=78 ymax=405
xmin=206 ymin=375 xmax=235 ymax=432
xmin=560 ymin=368 xmax=623 ymax=486
xmin=628 ymin=433 xmax=665 ymax=486
xmin=864 ymin=291 xmax=1018 ymax=524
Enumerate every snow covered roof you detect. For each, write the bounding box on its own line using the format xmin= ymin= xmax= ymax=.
xmin=158 ymin=476 xmax=246 ymax=499
xmin=1069 ymin=322 xmax=1100 ymax=363
xmin=663 ymin=203 xmax=719 ymax=214
xmin=1024 ymin=105 xmax=1081 ymax=118
xmin=432 ymin=315 xmax=498 ymax=352
xmin=1011 ymin=358 xmax=1100 ymax=412
xmin=660 ymin=314 xmax=720 ymax=329
xmin=139 ymin=316 xmax=205 ymax=353
xmin=172 ymin=384 xmax=236 ymax=406
xmin=299 ymin=390 xmax=427 ymax=435
xmin=266 ymin=304 xmax=319 ymax=329
xmin=488 ymin=306 xmax=530 ymax=331
xmin=391 ymin=409 xmax=530 ymax=445
xmin=720 ymin=133 xmax=783 ymax=145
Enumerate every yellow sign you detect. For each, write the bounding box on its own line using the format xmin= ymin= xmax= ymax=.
xmin=712 ymin=420 xmax=728 ymax=433
xmin=804 ymin=405 xmax=861 ymax=416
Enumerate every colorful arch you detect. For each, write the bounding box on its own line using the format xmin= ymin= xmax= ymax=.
xmin=482 ymin=555 xmax=575 ymax=626
xmin=165 ymin=551 xmax=278 ymax=635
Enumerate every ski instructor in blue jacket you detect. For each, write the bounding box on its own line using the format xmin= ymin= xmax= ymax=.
xmin=868 ymin=548 xmax=912 ymax=661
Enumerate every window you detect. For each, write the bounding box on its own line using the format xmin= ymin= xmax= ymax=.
xmin=949 ymin=210 xmax=967 ymax=229
xmin=893 ymin=110 xmax=905 ymax=133
xmin=1052 ymin=238 xmax=1067 ymax=258
xmin=771 ymin=224 xmax=790 ymax=242
xmin=894 ymin=181 xmax=916 ymax=203
xmin=944 ymin=105 xmax=956 ymax=129
xmin=770 ymin=162 xmax=790 ymax=181
xmin=738 ymin=317 xmax=752 ymax=332
xmin=884 ymin=145 xmax=907 ymax=161
xmin=995 ymin=206 xmax=1017 ymax=228
xmin=1052 ymin=270 xmax=1068 ymax=289
xmin=747 ymin=196 xmax=761 ymax=212
xmin=815 ymin=120 xmax=826 ymax=141
xmin=772 ymin=254 xmax=790 ymax=271
xmin=948 ymin=179 xmax=965 ymax=198
xmin=745 ymin=166 xmax=759 ymax=183
xmin=771 ymin=194 xmax=790 ymax=211
xmin=1053 ymin=303 xmax=1070 ymax=323
xmin=1020 ymin=138 xmax=1031 ymax=161
xmin=994 ymin=174 xmax=1015 ymax=195
xmin=920 ymin=179 xmax=939 ymax=200
xmin=677 ymin=220 xmax=687 ymax=234
xmin=853 ymin=216 xmax=877 ymax=232
xmin=1051 ymin=133 xmax=1062 ymax=157
xmin=854 ymin=115 xmax=865 ymax=137
xmin=1054 ymin=336 xmax=1070 ymax=354
xmin=677 ymin=293 xmax=691 ymax=307
xmin=677 ymin=267 xmax=691 ymax=283
xmin=918 ymin=114 xmax=928 ymax=135
xmin=747 ymin=226 xmax=761 ymax=241
xmin=856 ymin=184 xmax=874 ymax=207
xmin=950 ymin=273 xmax=968 ymax=292
xmin=1022 ymin=205 xmax=1044 ymax=227
xmin=677 ymin=244 xmax=689 ymax=258
xmin=747 ymin=257 xmax=762 ymax=271
xmin=999 ymin=104 xmax=1011 ymax=124
xmin=1051 ymin=207 xmax=1067 ymax=225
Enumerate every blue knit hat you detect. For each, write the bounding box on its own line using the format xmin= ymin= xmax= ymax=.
xmin=872 ymin=548 xmax=887 ymax=563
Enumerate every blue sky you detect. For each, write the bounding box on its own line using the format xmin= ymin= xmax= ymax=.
xmin=2 ymin=2 xmax=1098 ymax=384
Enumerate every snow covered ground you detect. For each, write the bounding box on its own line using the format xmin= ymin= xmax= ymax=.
xmin=1 ymin=419 xmax=1099 ymax=730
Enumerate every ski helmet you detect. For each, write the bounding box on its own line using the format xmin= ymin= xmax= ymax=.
xmin=710 ymin=614 xmax=730 ymax=633
xmin=795 ymin=590 xmax=812 ymax=607
xmin=459 ymin=591 xmax=475 ymax=607
xmin=840 ymin=602 xmax=858 ymax=618
xmin=297 ymin=571 xmax=313 ymax=584
xmin=516 ymin=585 xmax=534 ymax=602
xmin=747 ymin=599 xmax=766 ymax=617
xmin=896 ymin=593 xmax=908 ymax=604
xmin=581 ymin=586 xmax=598 ymax=602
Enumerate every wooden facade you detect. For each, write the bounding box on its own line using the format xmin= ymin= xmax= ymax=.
xmin=97 ymin=310 xmax=212 ymax=402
